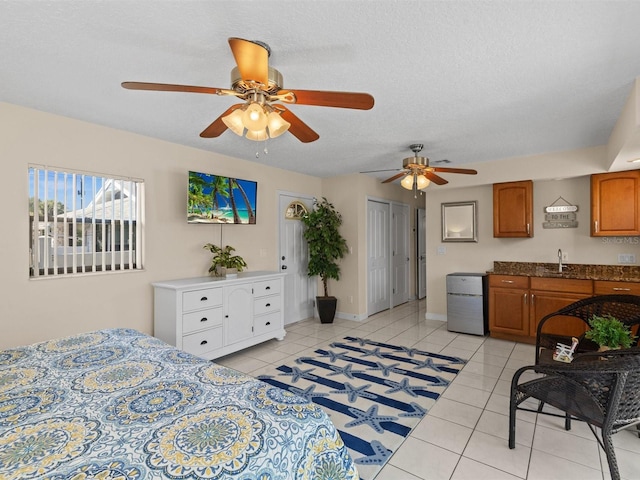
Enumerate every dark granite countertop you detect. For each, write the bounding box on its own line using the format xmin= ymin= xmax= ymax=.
xmin=490 ymin=261 xmax=640 ymax=282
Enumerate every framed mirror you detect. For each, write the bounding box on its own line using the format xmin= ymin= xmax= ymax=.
xmin=442 ymin=201 xmax=477 ymax=242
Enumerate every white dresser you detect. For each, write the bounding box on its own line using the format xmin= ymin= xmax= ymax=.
xmin=152 ymin=271 xmax=286 ymax=360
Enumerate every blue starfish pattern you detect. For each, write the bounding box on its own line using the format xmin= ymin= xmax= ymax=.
xmin=280 ymin=366 xmax=317 ymax=383
xmin=398 ymin=402 xmax=428 ymax=418
xmin=344 ymin=405 xmax=397 ymax=433
xmin=352 ymin=337 xmax=369 ymax=347
xmin=399 ymin=346 xmax=421 ymax=357
xmin=410 ymin=357 xmax=446 ymax=371
xmin=367 ymin=361 xmax=402 ymax=377
xmin=360 ymin=347 xmax=385 ymax=359
xmin=291 ymin=384 xmax=329 ymax=401
xmin=384 ymin=377 xmax=424 ymax=397
xmin=330 ymin=382 xmax=376 ymax=403
xmin=318 ymin=350 xmax=351 ymax=363
xmin=354 ymin=440 xmax=393 ymax=465
xmin=327 ymin=363 xmax=359 ymax=379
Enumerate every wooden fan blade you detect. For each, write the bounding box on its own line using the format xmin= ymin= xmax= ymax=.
xmin=199 ymin=104 xmax=244 ymax=138
xmin=425 ymin=172 xmax=448 ymax=185
xmin=121 ymin=81 xmax=222 ymax=94
xmin=432 ymin=167 xmax=478 ymax=175
xmin=279 ymin=89 xmax=374 ymax=110
xmin=360 ymin=168 xmax=402 ymax=173
xmin=382 ymin=172 xmax=407 ymax=184
xmin=228 ymin=37 xmax=269 ymax=86
xmin=277 ymin=106 xmax=319 ymax=143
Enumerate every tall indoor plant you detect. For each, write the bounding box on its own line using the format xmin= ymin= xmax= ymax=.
xmin=301 ymin=197 xmax=348 ymax=323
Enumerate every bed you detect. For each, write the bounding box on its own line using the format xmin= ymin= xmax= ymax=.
xmin=0 ymin=328 xmax=358 ymax=479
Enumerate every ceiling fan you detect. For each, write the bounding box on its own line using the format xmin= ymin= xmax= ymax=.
xmin=363 ymin=144 xmax=478 ymax=191
xmin=121 ymin=37 xmax=374 ymax=143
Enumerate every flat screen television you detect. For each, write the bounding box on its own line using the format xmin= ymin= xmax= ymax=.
xmin=188 ymin=171 xmax=257 ymax=224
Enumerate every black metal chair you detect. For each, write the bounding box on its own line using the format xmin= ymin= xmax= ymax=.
xmin=509 ymin=348 xmax=640 ymax=480
xmin=535 ymin=295 xmax=640 ymax=365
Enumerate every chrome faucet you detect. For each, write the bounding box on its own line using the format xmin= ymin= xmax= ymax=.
xmin=558 ymin=249 xmax=565 ymax=272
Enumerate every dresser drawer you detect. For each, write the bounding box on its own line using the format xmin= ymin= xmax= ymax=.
xmin=254 ymin=311 xmax=281 ymax=336
xmin=182 ymin=287 xmax=223 ymax=312
xmin=182 ymin=307 xmax=223 ymax=334
xmin=593 ymin=280 xmax=640 ymax=295
xmin=182 ymin=327 xmax=223 ymax=356
xmin=253 ymin=279 xmax=281 ymax=298
xmin=254 ymin=295 xmax=281 ymax=316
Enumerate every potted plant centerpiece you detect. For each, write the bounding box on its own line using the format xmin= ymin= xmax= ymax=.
xmin=584 ymin=314 xmax=637 ymax=351
xmin=204 ymin=243 xmax=247 ymax=277
xmin=301 ymin=197 xmax=348 ymax=323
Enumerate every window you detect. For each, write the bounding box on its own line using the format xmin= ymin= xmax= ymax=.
xmin=29 ymin=165 xmax=144 ymax=277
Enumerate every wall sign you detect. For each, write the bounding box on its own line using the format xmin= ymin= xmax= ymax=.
xmin=543 ymin=196 xmax=579 ymax=229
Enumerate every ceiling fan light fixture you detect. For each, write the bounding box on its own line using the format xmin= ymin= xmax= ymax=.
xmin=242 ymin=102 xmax=268 ymax=131
xmin=266 ymin=111 xmax=290 ymax=138
xmin=416 ymin=175 xmax=430 ymax=189
xmin=400 ymin=174 xmax=415 ymax=190
xmin=221 ymin=108 xmax=246 ymax=136
xmin=245 ymin=128 xmax=269 ymax=141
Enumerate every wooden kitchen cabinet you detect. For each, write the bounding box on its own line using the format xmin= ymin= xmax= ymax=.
xmin=529 ymin=277 xmax=592 ymax=338
xmin=488 ymin=275 xmax=530 ymax=337
xmin=593 ymin=280 xmax=640 ymax=295
xmin=493 ymin=180 xmax=533 ymax=238
xmin=591 ymin=170 xmax=640 ymax=236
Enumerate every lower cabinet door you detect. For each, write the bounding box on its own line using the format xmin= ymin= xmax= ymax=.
xmin=224 ymin=283 xmax=254 ymax=345
xmin=489 ymin=288 xmax=529 ymax=335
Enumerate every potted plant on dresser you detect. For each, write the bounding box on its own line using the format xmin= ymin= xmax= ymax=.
xmin=301 ymin=197 xmax=348 ymax=323
xmin=584 ymin=314 xmax=637 ymax=351
xmin=203 ymin=243 xmax=247 ymax=277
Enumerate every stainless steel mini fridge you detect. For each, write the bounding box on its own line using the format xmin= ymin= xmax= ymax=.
xmin=446 ymin=272 xmax=488 ymax=335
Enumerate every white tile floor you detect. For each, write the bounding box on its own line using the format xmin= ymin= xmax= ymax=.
xmin=214 ymin=299 xmax=640 ymax=480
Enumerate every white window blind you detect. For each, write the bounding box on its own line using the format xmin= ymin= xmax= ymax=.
xmin=29 ymin=165 xmax=144 ymax=277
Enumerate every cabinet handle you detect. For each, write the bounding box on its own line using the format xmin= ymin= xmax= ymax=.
xmin=526 ymin=223 xmax=530 ymax=235
xmin=200 ymin=317 xmax=208 ymax=322
xmin=531 ymin=294 xmax=535 ymax=305
xmin=594 ymin=220 xmax=598 ymax=233
xmin=523 ymin=293 xmax=528 ymax=304
xmin=613 ymin=287 xmax=631 ymax=291
xmin=266 ymin=321 xmax=271 ymax=326
xmin=265 ymin=303 xmax=271 ymax=307
xmin=266 ymin=286 xmax=271 ymax=290
xmin=200 ymin=340 xmax=208 ymax=346
xmin=501 ymin=280 xmax=515 ymax=284
xmin=200 ymin=296 xmax=208 ymax=302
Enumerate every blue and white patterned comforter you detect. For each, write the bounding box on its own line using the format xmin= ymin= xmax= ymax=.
xmin=0 ymin=328 xmax=358 ymax=479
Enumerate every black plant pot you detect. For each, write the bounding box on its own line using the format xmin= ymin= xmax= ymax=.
xmin=316 ymin=296 xmax=337 ymax=324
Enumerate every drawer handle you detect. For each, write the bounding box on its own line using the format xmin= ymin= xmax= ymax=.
xmin=200 ymin=296 xmax=208 ymax=302
xmin=266 ymin=321 xmax=271 ymax=326
xmin=200 ymin=317 xmax=208 ymax=322
xmin=613 ymin=287 xmax=631 ymax=291
xmin=200 ymin=340 xmax=208 ymax=346
xmin=501 ymin=280 xmax=515 ymax=284
xmin=266 ymin=286 xmax=271 ymax=290
xmin=225 ymin=315 xmax=229 ymax=318
xmin=265 ymin=303 xmax=271 ymax=307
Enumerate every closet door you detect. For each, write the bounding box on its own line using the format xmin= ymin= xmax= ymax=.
xmin=391 ymin=203 xmax=410 ymax=307
xmin=367 ymin=199 xmax=390 ymax=315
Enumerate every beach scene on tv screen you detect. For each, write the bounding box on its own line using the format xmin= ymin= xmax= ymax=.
xmin=188 ymin=171 xmax=257 ymax=224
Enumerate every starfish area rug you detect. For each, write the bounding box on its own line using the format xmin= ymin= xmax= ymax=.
xmin=257 ymin=336 xmax=466 ymax=480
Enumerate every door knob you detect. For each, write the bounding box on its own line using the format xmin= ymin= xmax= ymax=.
xmin=281 ymin=265 xmax=287 ymax=270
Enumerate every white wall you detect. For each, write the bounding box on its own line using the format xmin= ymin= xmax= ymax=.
xmin=424 ymin=175 xmax=640 ymax=319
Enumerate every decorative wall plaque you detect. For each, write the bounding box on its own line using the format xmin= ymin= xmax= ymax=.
xmin=543 ymin=196 xmax=578 ymax=229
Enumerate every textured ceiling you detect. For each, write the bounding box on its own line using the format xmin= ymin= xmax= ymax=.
xmin=2 ymin=1 xmax=640 ymax=184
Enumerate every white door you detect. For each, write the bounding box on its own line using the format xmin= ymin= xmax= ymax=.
xmin=417 ymin=208 xmax=427 ymax=299
xmin=367 ymin=199 xmax=390 ymax=315
xmin=392 ymin=203 xmax=410 ymax=307
xmin=224 ymin=283 xmax=253 ymax=345
xmin=278 ymin=193 xmax=314 ymax=325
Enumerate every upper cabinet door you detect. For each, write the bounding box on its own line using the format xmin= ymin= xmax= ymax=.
xmin=493 ymin=180 xmax=533 ymax=238
xmin=591 ymin=170 xmax=640 ymax=236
